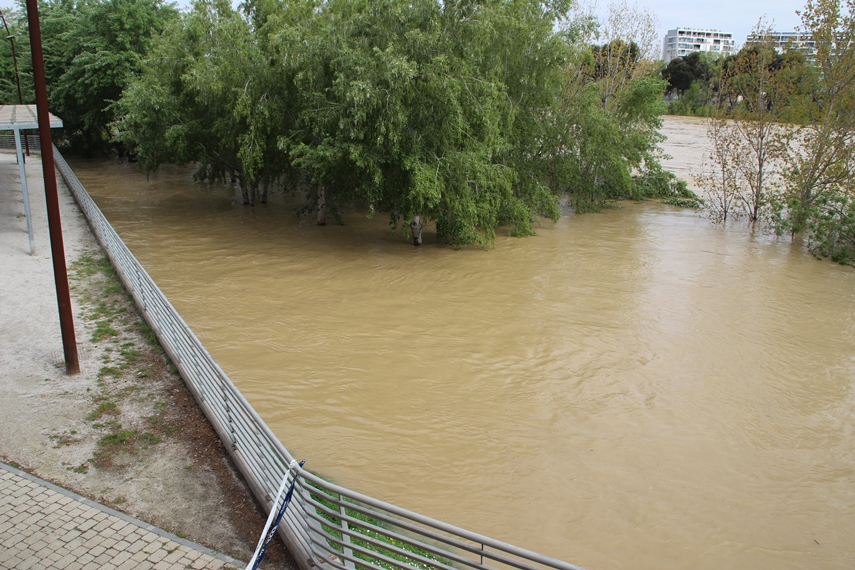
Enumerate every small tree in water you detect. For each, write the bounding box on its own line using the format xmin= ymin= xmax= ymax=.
xmin=699 ymin=19 xmax=793 ymax=224
xmin=723 ymin=20 xmax=791 ymax=222
xmin=696 ymin=118 xmax=746 ymax=222
xmin=773 ymin=0 xmax=855 ymax=263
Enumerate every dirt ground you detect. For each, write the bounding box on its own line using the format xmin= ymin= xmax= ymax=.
xmin=0 ymin=150 xmax=295 ymax=569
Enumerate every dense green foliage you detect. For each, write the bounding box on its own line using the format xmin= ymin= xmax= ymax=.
xmin=0 ymin=6 xmax=32 ymax=105
xmin=1 ymin=0 xmax=684 ymax=246
xmin=0 ymin=0 xmax=177 ymax=154
xmin=6 ymin=0 xmax=850 ymax=259
xmin=662 ymin=44 xmax=813 ymax=121
xmin=112 ymin=0 xmax=674 ymax=245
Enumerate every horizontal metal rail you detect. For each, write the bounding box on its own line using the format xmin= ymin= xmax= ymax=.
xmin=53 ymin=146 xmax=585 ymax=570
xmin=0 ymin=132 xmax=41 ymax=151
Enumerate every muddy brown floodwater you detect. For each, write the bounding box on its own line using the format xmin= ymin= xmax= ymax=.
xmin=68 ymin=116 xmax=855 ymax=570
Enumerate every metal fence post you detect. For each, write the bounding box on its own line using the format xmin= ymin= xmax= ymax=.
xmin=340 ymin=498 xmax=355 ymax=570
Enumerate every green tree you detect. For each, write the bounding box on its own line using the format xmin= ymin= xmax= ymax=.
xmin=115 ymin=0 xmax=266 ymax=203
xmin=718 ymin=21 xmax=790 ymax=221
xmin=116 ymin=0 xmax=674 ymax=245
xmin=775 ymin=0 xmax=855 ymax=263
xmin=662 ymin=51 xmax=712 ymax=97
xmin=559 ymin=0 xmax=670 ymax=211
xmin=35 ymin=0 xmax=177 ymax=154
xmin=262 ymin=0 xmax=577 ymax=244
xmin=0 ymin=6 xmax=33 ymax=105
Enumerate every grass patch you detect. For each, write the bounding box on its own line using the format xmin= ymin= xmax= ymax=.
xmin=70 ymin=253 xmax=100 ymax=278
xmin=104 ymin=283 xmax=123 ymax=296
xmin=86 ymin=401 xmax=119 ymax=421
xmin=120 ymin=347 xmax=142 ymax=364
xmin=49 ymin=433 xmax=78 ymax=448
xmin=99 ymin=430 xmax=138 ymax=447
xmin=98 ymin=366 xmax=123 ymax=381
xmin=140 ymin=432 xmax=162 ymax=445
xmin=138 ymin=321 xmax=159 ymax=348
xmin=98 ymin=256 xmax=117 ymax=278
xmin=92 ymin=320 xmax=119 ymax=342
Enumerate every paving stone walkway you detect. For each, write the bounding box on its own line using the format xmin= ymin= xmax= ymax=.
xmin=0 ymin=462 xmax=243 ymax=570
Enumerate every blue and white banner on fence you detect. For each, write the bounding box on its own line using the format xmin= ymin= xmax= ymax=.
xmin=247 ymin=459 xmax=305 ymax=570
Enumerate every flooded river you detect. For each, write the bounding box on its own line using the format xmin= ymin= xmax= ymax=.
xmin=69 ymin=116 xmax=855 ymax=569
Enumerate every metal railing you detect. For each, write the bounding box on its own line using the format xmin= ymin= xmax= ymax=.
xmin=0 ymin=133 xmax=41 ymax=151
xmin=54 ymin=146 xmax=585 ymax=570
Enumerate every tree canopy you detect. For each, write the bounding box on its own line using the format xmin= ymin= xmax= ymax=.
xmin=662 ymin=52 xmax=712 ymax=96
xmin=113 ymin=0 xmax=674 ymax=245
xmin=0 ymin=0 xmax=178 ymax=154
xmin=1 ymin=0 xmax=681 ymax=246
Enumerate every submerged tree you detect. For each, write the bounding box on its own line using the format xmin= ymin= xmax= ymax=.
xmin=708 ymin=20 xmax=790 ymax=222
xmin=557 ymin=0 xmax=670 ymax=211
xmin=774 ymin=0 xmax=855 ymax=263
xmin=115 ymin=0 xmax=265 ymax=203
xmin=696 ymin=117 xmax=747 ymax=222
xmin=115 ymin=0 xmax=674 ymax=245
xmin=280 ymin=0 xmax=579 ymax=245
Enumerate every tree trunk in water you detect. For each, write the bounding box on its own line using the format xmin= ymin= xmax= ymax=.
xmin=239 ymin=176 xmax=250 ymax=205
xmin=317 ymin=184 xmax=326 ymax=226
xmin=261 ymin=168 xmax=269 ymax=204
xmin=410 ymin=215 xmax=423 ymax=246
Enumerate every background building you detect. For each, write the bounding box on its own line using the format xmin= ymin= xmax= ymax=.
xmin=662 ymin=28 xmax=736 ymax=63
xmin=745 ymin=31 xmax=816 ymax=60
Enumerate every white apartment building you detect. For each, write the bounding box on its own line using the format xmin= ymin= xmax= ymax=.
xmin=745 ymin=31 xmax=816 ymax=59
xmin=662 ymin=28 xmax=736 ymax=63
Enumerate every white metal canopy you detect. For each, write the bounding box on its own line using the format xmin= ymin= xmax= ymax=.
xmin=0 ymin=104 xmax=63 ymax=254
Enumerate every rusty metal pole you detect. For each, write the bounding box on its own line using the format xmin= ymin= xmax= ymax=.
xmin=25 ymin=0 xmax=79 ymax=375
